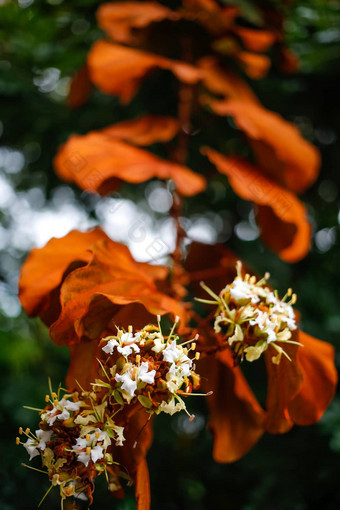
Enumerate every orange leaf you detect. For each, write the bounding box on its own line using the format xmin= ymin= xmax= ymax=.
xmin=101 ymin=115 xmax=179 ymax=145
xmin=237 ymin=51 xmax=271 ymax=79
xmin=287 ymin=331 xmax=338 ymax=425
xmin=54 ymin=131 xmax=206 ymax=196
xmin=87 ymin=40 xmax=202 ymax=103
xmin=97 ymin=1 xmax=177 ymax=43
xmin=209 ymin=100 xmax=320 ymax=193
xmin=135 ymin=458 xmax=151 ymax=510
xmin=67 ymin=65 xmax=92 ymax=109
xmin=235 ymin=26 xmax=276 ymax=53
xmin=199 ymin=57 xmax=259 ymax=103
xmin=264 ymin=341 xmax=303 ymax=434
xmin=202 ymin=149 xmax=311 ymax=262
xmin=19 ymin=228 xmax=109 ymax=319
xmin=199 ymin=350 xmax=264 ymax=462
xmin=49 ymin=239 xmax=187 ymax=345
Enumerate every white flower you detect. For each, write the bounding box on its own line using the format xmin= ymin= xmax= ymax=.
xmin=63 ymin=399 xmax=82 ymax=412
xmin=137 ymin=361 xmax=156 ymax=384
xmin=120 ymin=332 xmax=133 ymax=343
xmin=166 ymin=371 xmax=183 ymax=393
xmin=115 ymin=370 xmax=137 ymax=398
xmin=102 ymin=338 xmax=119 ymax=355
xmin=45 ymin=398 xmax=81 ymax=425
xmin=91 ymin=445 xmax=104 ymax=463
xmin=23 ymin=438 xmax=40 ymax=460
xmin=230 ymin=279 xmax=260 ymax=304
xmin=117 ymin=343 xmax=140 ymax=356
xmin=157 ymin=398 xmax=184 ymax=415
xmin=163 ymin=341 xmax=192 ymax=380
xmin=162 ymin=341 xmax=183 ymax=364
xmin=102 ymin=331 xmax=141 ymax=357
xmin=76 ymin=451 xmax=91 ymax=466
xmin=152 ymin=336 xmax=166 ymax=353
xmin=111 ymin=424 xmax=125 ymax=446
xmin=36 ymin=429 xmax=53 ymax=451
xmin=72 ymin=429 xmax=109 ymax=466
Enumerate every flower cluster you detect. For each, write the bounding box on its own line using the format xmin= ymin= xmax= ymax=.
xmin=18 ymin=319 xmax=202 ymax=507
xmin=17 ymin=384 xmax=125 ymax=507
xmin=199 ymin=262 xmax=300 ymax=364
xmin=98 ymin=318 xmax=201 ymax=418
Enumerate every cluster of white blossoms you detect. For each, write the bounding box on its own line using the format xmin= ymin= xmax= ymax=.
xmin=72 ymin=428 xmax=111 ymax=466
xmin=199 ymin=262 xmax=301 ymax=364
xmin=18 ymin=319 xmax=203 ymax=507
xmin=17 ymin=384 xmax=126 ymax=506
xmin=99 ymin=319 xmax=201 ymax=417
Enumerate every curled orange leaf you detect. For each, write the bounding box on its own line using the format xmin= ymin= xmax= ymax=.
xmin=19 ymin=228 xmax=109 ymax=320
xmin=54 ymin=130 xmax=206 ymax=197
xmin=87 ymin=40 xmax=202 ymax=103
xmin=97 ymin=1 xmax=177 ymax=44
xmin=209 ymin=99 xmax=320 ymax=193
xmin=287 ymin=331 xmax=338 ymax=426
xmin=202 ymin=149 xmax=311 ymax=262
xmin=199 ymin=350 xmax=264 ymax=462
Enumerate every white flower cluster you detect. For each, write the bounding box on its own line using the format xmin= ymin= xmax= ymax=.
xmin=201 ymin=262 xmax=301 ymax=364
xmin=43 ymin=397 xmax=82 ymax=425
xmin=101 ymin=322 xmax=200 ymax=417
xmin=72 ymin=428 xmax=111 ymax=467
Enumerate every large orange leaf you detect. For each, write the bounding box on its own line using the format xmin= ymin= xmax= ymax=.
xmin=135 ymin=458 xmax=151 ymax=510
xmin=87 ymin=40 xmax=202 ymax=103
xmin=264 ymin=331 xmax=337 ymax=433
xmin=101 ymin=115 xmax=179 ymax=146
xmin=199 ymin=349 xmax=264 ymax=462
xmin=287 ymin=331 xmax=337 ymax=425
xmin=54 ymin=131 xmax=206 ymax=196
xmin=19 ymin=228 xmax=109 ymax=319
xmin=49 ymin=239 xmax=187 ymax=346
xmin=264 ymin=341 xmax=302 ymax=434
xmin=202 ymin=149 xmax=311 ymax=262
xmin=209 ymin=100 xmax=320 ymax=193
xmin=97 ymin=2 xmax=177 ymax=43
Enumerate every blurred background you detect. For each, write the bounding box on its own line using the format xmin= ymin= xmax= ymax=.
xmin=1 ymin=0 xmax=340 ymax=508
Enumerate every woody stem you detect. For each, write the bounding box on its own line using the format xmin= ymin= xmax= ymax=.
xmin=170 ymin=71 xmax=195 ymax=297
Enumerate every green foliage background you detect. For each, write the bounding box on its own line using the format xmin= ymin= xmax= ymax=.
xmin=1 ymin=1 xmax=340 ymax=508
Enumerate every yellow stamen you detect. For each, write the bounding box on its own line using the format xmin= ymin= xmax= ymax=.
xmin=95 ymin=431 xmax=100 ymax=440
xmin=52 ymin=392 xmax=58 ymax=399
xmin=287 ymin=288 xmax=292 ymax=297
xmin=136 ymin=354 xmax=141 ymax=364
xmin=19 ymin=427 xmax=23 ymax=435
xmin=249 ymin=275 xmax=256 ymax=285
xmin=183 ymin=347 xmax=188 ymax=355
xmin=128 ymin=325 xmax=133 ymax=333
xmin=191 ymin=342 xmax=196 ymax=350
xmin=291 ymin=294 xmax=297 ymax=304
xmin=86 ymin=434 xmax=91 ymax=441
xmin=16 ymin=437 xmax=20 ymax=445
xmin=25 ymin=428 xmax=30 ymax=435
xmin=86 ymin=447 xmax=91 ymax=455
xmin=195 ymin=352 xmax=201 ymax=360
xmin=45 ymin=395 xmax=50 ymax=402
